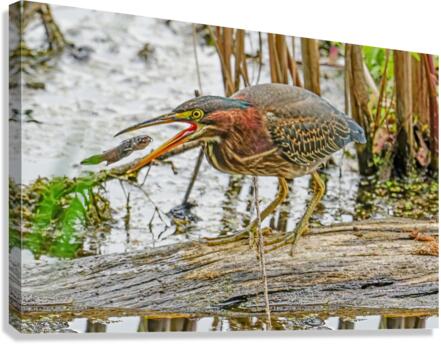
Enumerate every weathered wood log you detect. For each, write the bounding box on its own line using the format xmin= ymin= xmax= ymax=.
xmin=11 ymin=218 xmax=438 ymax=320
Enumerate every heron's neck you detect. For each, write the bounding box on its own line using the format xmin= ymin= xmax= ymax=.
xmin=208 ymin=108 xmax=274 ymax=157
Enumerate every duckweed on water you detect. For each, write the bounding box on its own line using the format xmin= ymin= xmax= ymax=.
xmin=355 ymin=174 xmax=438 ymax=220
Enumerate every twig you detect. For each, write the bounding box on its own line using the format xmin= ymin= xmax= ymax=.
xmin=374 ymin=49 xmax=390 ymax=133
xmin=118 ymin=177 xmax=168 ymax=224
xmin=248 ymin=31 xmax=256 ymax=84
xmin=192 ymin=24 xmax=203 ymax=94
xmin=255 ymin=32 xmax=263 ymax=85
xmin=182 ymin=148 xmax=204 ymax=204
xmin=180 ymin=31 xmax=206 ymax=205
xmin=123 ymin=191 xmax=131 ymax=243
xmin=208 ymin=26 xmax=235 ymax=94
xmin=252 ymin=176 xmax=272 ymax=330
xmin=380 ymin=87 xmax=395 ymax=132
xmin=90 ymin=141 xmax=201 ymax=186
xmin=115 ymin=175 xmax=168 ymax=244
xmin=140 ymin=164 xmax=152 ymax=187
xmin=363 ymin=62 xmax=379 ymax=97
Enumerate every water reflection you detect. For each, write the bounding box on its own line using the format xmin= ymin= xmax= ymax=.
xmin=379 ymin=316 xmax=427 ymax=329
xmin=67 ymin=315 xmax=437 ymax=333
xmin=220 ymin=175 xmax=245 ymax=235
xmin=86 ymin=319 xmax=107 ymax=333
xmin=274 ymin=178 xmax=294 ymax=232
xmin=338 ymin=318 xmax=355 ymax=330
xmin=13 ymin=313 xmax=437 ymax=333
xmin=138 ymin=317 xmax=197 ymax=332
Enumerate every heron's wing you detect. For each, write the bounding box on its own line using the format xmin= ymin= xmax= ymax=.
xmin=267 ymin=113 xmax=351 ymax=166
xmin=233 ymin=83 xmax=354 ymax=166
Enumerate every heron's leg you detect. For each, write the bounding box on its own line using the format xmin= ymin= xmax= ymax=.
xmin=291 ymin=172 xmax=325 ymax=245
xmin=205 ymin=177 xmax=289 ymax=246
xmin=265 ymin=171 xmax=325 ymax=255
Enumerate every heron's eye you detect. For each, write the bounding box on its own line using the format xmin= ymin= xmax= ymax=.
xmin=191 ymin=109 xmax=204 ymax=121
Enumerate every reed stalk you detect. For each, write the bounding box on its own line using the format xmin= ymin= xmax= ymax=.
xmin=345 ymin=44 xmax=375 ymax=175
xmin=393 ymin=50 xmax=415 ymax=175
xmin=301 ymin=38 xmax=321 ymax=95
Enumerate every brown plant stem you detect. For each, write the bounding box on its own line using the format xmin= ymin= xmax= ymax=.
xmin=345 ymin=44 xmax=375 ymax=175
xmin=393 ymin=50 xmax=415 ymax=175
xmin=422 ymin=54 xmax=439 ymax=169
xmin=252 ymin=176 xmax=272 ymax=331
xmin=301 ymin=38 xmax=321 ymax=95
xmin=374 ymin=49 xmax=390 ymax=133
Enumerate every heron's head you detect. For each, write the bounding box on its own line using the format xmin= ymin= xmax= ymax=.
xmin=115 ymin=95 xmax=250 ymax=173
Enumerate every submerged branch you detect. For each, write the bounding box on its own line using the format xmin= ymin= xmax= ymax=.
xmin=93 ymin=141 xmax=202 ymax=184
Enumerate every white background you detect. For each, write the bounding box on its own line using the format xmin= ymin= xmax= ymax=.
xmin=1 ymin=0 xmax=440 ymax=342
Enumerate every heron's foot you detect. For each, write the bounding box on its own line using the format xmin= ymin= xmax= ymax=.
xmin=204 ymin=230 xmax=249 ymax=246
xmin=264 ymin=222 xmax=309 ymax=255
xmin=248 ymin=226 xmax=273 ymax=249
xmin=204 ymin=226 xmax=272 ymax=247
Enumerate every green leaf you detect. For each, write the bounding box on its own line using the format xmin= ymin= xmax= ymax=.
xmin=23 ymin=175 xmax=102 ymax=259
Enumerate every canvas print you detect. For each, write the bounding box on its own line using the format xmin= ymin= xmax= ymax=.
xmin=9 ymin=1 xmax=439 ymax=333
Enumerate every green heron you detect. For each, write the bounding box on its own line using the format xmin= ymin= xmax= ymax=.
xmin=115 ymin=83 xmax=366 ymax=252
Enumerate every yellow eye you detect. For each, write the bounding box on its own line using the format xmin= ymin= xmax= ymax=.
xmin=191 ymin=109 xmax=204 ymax=120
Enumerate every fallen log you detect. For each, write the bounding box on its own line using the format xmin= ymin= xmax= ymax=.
xmin=10 ymin=218 xmax=439 ymax=320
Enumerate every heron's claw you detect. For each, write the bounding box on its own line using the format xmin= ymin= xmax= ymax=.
xmin=204 ymin=226 xmax=272 ymax=247
xmin=248 ymin=226 xmax=272 ymax=250
xmin=263 ymin=223 xmax=309 ymax=255
xmin=204 ymin=230 xmax=249 ymax=246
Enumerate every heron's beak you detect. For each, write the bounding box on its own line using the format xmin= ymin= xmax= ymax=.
xmin=114 ymin=113 xmax=198 ymax=173
xmin=114 ymin=113 xmax=178 ymax=137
